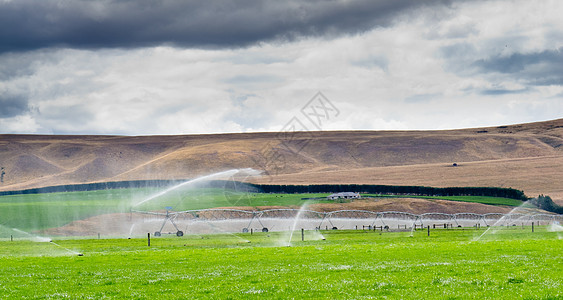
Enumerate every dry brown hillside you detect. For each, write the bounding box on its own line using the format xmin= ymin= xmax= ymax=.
xmin=1 ymin=119 xmax=562 ymax=203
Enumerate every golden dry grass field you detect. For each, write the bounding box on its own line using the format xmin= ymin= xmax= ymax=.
xmin=1 ymin=119 xmax=562 ymax=203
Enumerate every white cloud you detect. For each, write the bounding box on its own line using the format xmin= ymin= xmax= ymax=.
xmin=0 ymin=115 xmax=40 ymax=132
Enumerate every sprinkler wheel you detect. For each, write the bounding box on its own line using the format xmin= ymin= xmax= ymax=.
xmin=261 ymin=227 xmax=269 ymax=233
xmin=154 ymin=231 xmax=161 ymax=237
xmin=176 ymin=231 xmax=184 ymax=237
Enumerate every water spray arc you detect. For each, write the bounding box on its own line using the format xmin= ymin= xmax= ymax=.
xmin=132 ymin=169 xmax=245 ymax=208
xmin=8 ymin=228 xmax=83 ymax=256
xmin=131 ymin=169 xmax=262 ymax=237
xmin=11 ymin=228 xmax=51 ymax=243
xmin=473 ymin=201 xmax=532 ymax=241
xmin=287 ymin=203 xmax=310 ymax=247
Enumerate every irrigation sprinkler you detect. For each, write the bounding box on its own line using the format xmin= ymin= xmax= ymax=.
xmin=152 ymin=208 xmax=183 ymax=237
xmin=129 ymin=208 xmax=555 ymax=236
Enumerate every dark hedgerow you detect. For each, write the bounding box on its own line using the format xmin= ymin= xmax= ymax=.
xmin=0 ymin=180 xmax=528 ymax=202
xmin=249 ymin=184 xmax=528 ymax=201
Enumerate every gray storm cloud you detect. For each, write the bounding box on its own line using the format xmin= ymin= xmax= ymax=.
xmin=0 ymin=0 xmax=451 ymax=53
xmin=472 ymin=48 xmax=563 ymax=86
xmin=0 ymin=93 xmax=29 ymax=118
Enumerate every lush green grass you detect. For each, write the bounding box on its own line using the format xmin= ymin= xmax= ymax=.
xmin=134 ymin=189 xmax=328 ymax=211
xmin=0 ymin=227 xmax=561 ymax=299
xmin=0 ymin=189 xmax=142 ymax=230
xmin=366 ymin=194 xmax=524 ymax=206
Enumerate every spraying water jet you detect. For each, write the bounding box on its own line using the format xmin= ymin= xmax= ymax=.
xmin=473 ymin=201 xmax=534 ymax=241
xmin=131 ymin=169 xmax=262 ymax=237
xmin=132 ymin=169 xmax=245 ymax=208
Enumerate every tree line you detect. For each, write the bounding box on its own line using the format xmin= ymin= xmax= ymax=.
xmin=0 ymin=180 xmax=528 ymax=201
xmin=247 ymin=183 xmax=528 ymax=201
xmin=0 ymin=180 xmax=183 ymax=196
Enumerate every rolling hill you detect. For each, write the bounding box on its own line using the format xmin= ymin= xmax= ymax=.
xmin=1 ymin=118 xmax=562 ymax=203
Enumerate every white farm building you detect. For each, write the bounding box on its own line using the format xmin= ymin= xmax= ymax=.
xmin=327 ymin=192 xmax=360 ymax=200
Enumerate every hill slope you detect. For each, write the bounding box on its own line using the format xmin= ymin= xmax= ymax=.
xmin=1 ymin=119 xmax=562 ymax=202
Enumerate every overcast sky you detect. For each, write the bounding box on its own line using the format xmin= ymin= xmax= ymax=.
xmin=0 ymin=0 xmax=562 ymax=135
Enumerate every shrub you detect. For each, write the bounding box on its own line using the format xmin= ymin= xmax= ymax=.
xmin=529 ymin=195 xmax=563 ymax=214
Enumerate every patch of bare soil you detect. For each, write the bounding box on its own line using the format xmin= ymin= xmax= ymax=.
xmin=307 ymin=198 xmax=515 ymax=214
xmin=217 ymin=199 xmax=518 ymax=215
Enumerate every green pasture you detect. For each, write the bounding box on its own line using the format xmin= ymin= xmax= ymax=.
xmin=0 ymin=227 xmax=561 ymax=299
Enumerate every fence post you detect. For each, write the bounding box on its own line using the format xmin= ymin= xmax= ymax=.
xmin=147 ymin=233 xmax=151 ymax=247
xmin=427 ymin=225 xmax=430 ymax=236
xmin=302 ymin=228 xmax=304 ymax=241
